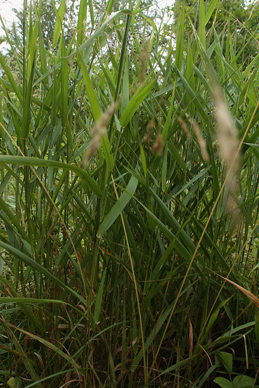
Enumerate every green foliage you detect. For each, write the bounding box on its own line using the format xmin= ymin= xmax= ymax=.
xmin=214 ymin=375 xmax=258 ymax=388
xmin=0 ymin=0 xmax=259 ymax=387
xmin=12 ymin=0 xmax=78 ymax=49
xmin=168 ymin=0 xmax=259 ymax=66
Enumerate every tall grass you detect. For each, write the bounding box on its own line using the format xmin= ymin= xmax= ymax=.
xmin=0 ymin=0 xmax=259 ymax=387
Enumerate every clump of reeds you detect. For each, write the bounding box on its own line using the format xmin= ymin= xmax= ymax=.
xmin=213 ymin=86 xmax=240 ymax=214
xmin=82 ymin=102 xmax=118 ymax=167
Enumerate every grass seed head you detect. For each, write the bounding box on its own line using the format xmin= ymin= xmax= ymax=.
xmin=214 ymin=87 xmax=240 ymax=215
xmin=152 ymin=132 xmax=164 ymax=156
xmin=178 ymin=117 xmax=191 ymax=141
xmin=143 ymin=118 xmax=155 ymax=142
xmin=191 ymin=119 xmax=210 ymax=163
xmin=83 ymin=102 xmax=118 ymax=167
xmin=214 ymin=88 xmax=239 ymax=165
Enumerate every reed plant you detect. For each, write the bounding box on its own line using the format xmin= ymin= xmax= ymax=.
xmin=0 ymin=0 xmax=259 ymax=386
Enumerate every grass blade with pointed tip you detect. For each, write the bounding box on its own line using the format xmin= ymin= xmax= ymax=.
xmin=98 ymin=174 xmax=138 ymax=238
xmin=78 ymin=50 xmax=101 ymax=121
xmin=52 ymin=0 xmax=66 ymax=48
xmin=120 ymin=79 xmax=156 ymax=128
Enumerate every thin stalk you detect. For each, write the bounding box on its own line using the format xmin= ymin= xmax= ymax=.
xmin=22 ymin=0 xmax=27 ymax=103
xmin=111 ymin=174 xmax=147 ymax=385
xmin=83 ymin=162 xmax=107 ymax=386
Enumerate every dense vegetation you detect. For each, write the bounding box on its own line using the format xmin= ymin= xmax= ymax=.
xmin=0 ymin=0 xmax=259 ymax=386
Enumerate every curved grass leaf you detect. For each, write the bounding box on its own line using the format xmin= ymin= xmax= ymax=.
xmin=0 ymin=155 xmax=102 ymax=196
xmin=98 ymin=174 xmax=138 ymax=237
xmin=120 ymin=79 xmax=156 ymax=128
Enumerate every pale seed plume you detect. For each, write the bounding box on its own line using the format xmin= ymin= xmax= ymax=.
xmin=214 ymin=87 xmax=239 ymax=214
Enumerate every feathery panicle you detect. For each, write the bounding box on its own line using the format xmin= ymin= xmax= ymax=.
xmin=152 ymin=132 xmax=164 ymax=156
xmin=214 ymin=87 xmax=240 ymax=215
xmin=191 ymin=119 xmax=210 ymax=163
xmin=178 ymin=117 xmax=191 ymax=141
xmin=82 ymin=103 xmax=118 ymax=167
xmin=143 ymin=118 xmax=155 ymax=142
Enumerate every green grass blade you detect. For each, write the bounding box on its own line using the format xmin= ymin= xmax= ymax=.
xmin=78 ymin=10 xmax=132 ymax=54
xmin=93 ymin=269 xmax=106 ymax=324
xmin=198 ymin=0 xmax=206 ymax=48
xmin=61 ymin=33 xmax=68 ymax=129
xmin=78 ymin=50 xmax=101 ymax=121
xmin=52 ymin=0 xmax=66 ymax=48
xmin=0 ymin=52 xmax=23 ymax=103
xmin=120 ymin=79 xmax=156 ymax=128
xmin=98 ymin=174 xmax=138 ymax=237
xmin=101 ymin=132 xmax=114 ymax=171
xmin=21 ymin=60 xmax=34 ymax=139
xmin=205 ymin=0 xmax=220 ymax=26
xmin=77 ymin=0 xmax=87 ymax=46
xmin=175 ymin=7 xmax=184 ymax=70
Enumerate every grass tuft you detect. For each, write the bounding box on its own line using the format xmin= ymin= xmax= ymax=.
xmin=0 ymin=0 xmax=259 ymax=387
